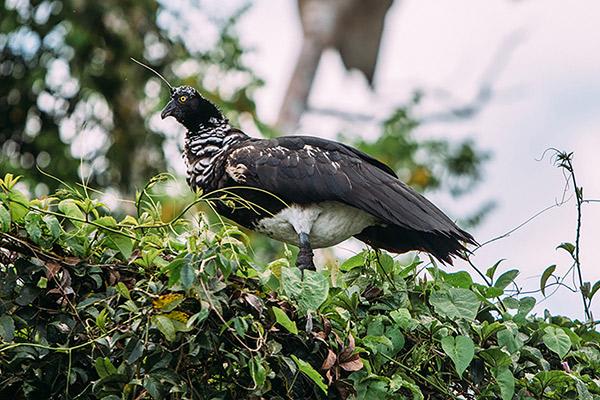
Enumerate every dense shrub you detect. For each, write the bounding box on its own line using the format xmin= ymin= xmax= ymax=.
xmin=1 ymin=173 xmax=599 ymax=399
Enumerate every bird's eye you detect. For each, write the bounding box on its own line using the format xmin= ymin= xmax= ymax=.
xmin=179 ymin=95 xmax=188 ymax=103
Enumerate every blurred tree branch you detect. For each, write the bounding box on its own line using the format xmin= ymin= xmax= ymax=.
xmin=276 ymin=0 xmax=394 ymax=132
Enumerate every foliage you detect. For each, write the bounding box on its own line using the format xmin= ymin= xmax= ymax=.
xmin=1 ymin=172 xmax=600 ymax=399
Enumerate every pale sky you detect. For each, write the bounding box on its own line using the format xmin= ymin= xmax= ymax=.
xmin=235 ymin=0 xmax=600 ymax=319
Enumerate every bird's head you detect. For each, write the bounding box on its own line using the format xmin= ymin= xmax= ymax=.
xmin=161 ymin=85 xmax=223 ymax=130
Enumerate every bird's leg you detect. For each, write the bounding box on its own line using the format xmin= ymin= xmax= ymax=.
xmin=297 ymin=232 xmax=316 ymax=274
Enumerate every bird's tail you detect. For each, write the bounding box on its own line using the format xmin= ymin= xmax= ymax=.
xmin=355 ymin=225 xmax=476 ymax=265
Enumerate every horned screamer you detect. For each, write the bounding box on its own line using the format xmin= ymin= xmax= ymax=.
xmin=143 ymin=63 xmax=476 ymax=271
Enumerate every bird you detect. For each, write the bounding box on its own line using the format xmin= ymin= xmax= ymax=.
xmin=160 ymin=85 xmax=476 ymax=272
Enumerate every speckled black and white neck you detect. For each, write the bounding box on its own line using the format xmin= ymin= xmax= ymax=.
xmin=183 ymin=117 xmax=248 ymax=191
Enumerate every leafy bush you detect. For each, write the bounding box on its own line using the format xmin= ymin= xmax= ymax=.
xmin=1 ymin=172 xmax=599 ymax=399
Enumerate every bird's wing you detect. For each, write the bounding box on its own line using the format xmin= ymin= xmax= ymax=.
xmin=225 ymin=136 xmax=472 ymax=241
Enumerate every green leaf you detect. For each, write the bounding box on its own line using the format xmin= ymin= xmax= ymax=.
xmin=281 ymin=268 xmax=329 ymax=315
xmin=494 ymin=366 xmax=515 ymax=400
xmin=0 ymin=315 xmax=15 ymax=342
xmin=179 ymin=260 xmax=195 ymax=290
xmin=37 ymin=276 xmax=48 ymax=289
xmin=354 ymin=375 xmax=389 ymax=400
xmin=120 ymin=215 xmax=138 ymax=225
xmin=363 ymin=335 xmax=394 ymax=355
xmin=542 ymin=326 xmax=571 ymax=359
xmin=107 ymin=233 xmax=134 ymax=260
xmin=497 ymin=329 xmax=522 ymax=354
xmin=166 ymin=258 xmax=184 ymax=287
xmin=24 ymin=213 xmax=43 ymax=244
xmin=340 ymin=252 xmax=366 ymax=271
xmin=143 ymin=376 xmax=161 ymax=399
xmin=385 ymin=326 xmax=405 ymax=356
xmin=575 ymin=378 xmax=593 ymax=400
xmin=7 ymin=189 xmax=29 ymax=222
xmin=479 ymin=347 xmax=512 ymax=368
xmin=58 ymin=199 xmax=85 ymax=225
xmin=291 ymin=355 xmax=327 ymax=394
xmin=533 ymin=370 xmax=571 ymax=388
xmin=389 ymin=373 xmax=424 ymax=399
xmin=43 ymin=215 xmax=61 ymax=240
xmin=442 ymin=270 xmax=473 ymax=288
xmin=96 ymin=308 xmax=108 ymax=332
xmin=441 ymin=335 xmax=474 ymax=377
xmin=187 ymin=309 xmax=210 ymax=327
xmin=540 ymin=264 xmax=556 ymax=296
xmin=502 ymin=297 xmax=519 ymax=309
xmin=115 ymin=282 xmax=131 ymax=300
xmin=516 ymin=296 xmax=536 ymax=318
xmin=390 ymin=308 xmax=417 ymax=331
xmin=556 ymin=242 xmax=575 ymax=255
xmin=15 ymin=286 xmax=40 ymax=306
xmin=249 ymin=356 xmax=267 ymax=388
xmin=95 ymin=216 xmax=118 ymax=228
xmin=367 ymin=317 xmax=384 ymax=336
xmin=377 ymin=252 xmax=395 ymax=274
xmin=89 ymin=274 xmax=103 ymax=289
xmin=473 ymin=283 xmax=504 ymax=299
xmin=520 ymin=346 xmax=550 ymax=370
xmin=588 ymin=280 xmax=600 ymax=300
xmin=399 ymin=259 xmax=420 ymax=277
xmin=95 ymin=357 xmax=117 ymax=378
xmin=126 ymin=339 xmax=144 ymax=364
xmin=480 ymin=321 xmax=505 ymax=342
xmin=272 ymin=306 xmax=298 ymax=334
xmin=429 ymin=288 xmax=481 ymax=321
xmin=494 ymin=269 xmax=519 ymax=290
xmin=153 ymin=315 xmax=176 ymax=342
xmin=486 ymin=259 xmax=505 ymax=280
xmin=231 ymin=316 xmax=248 ymax=336
xmin=0 ymin=203 xmax=11 ymax=232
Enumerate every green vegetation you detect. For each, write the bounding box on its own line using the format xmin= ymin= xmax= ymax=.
xmin=1 ymin=171 xmax=599 ymax=399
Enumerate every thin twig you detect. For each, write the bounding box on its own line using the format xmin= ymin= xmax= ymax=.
xmin=558 ymin=152 xmax=591 ymax=321
xmin=474 ymin=200 xmax=569 ymax=251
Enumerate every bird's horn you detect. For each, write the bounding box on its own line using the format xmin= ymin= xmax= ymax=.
xmin=130 ymin=57 xmax=174 ymax=93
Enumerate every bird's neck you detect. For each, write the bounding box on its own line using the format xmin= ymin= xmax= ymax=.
xmin=184 ymin=117 xmax=248 ymax=190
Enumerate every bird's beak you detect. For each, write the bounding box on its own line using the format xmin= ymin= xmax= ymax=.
xmin=161 ymin=99 xmax=177 ymax=120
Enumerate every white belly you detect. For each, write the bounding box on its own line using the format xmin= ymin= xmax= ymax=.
xmin=255 ymin=202 xmax=378 ymax=248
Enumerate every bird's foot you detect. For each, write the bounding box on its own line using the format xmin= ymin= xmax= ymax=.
xmin=297 ymin=247 xmax=316 ymax=275
xmin=297 ymin=232 xmax=316 ymax=275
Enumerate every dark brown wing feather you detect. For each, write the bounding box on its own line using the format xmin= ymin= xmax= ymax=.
xmin=226 ymin=135 xmax=476 ymax=262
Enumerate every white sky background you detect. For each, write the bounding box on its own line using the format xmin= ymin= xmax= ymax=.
xmin=235 ymin=0 xmax=600 ymax=319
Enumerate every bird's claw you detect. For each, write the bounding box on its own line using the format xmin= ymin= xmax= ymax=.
xmin=297 ymin=247 xmax=316 ymax=276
